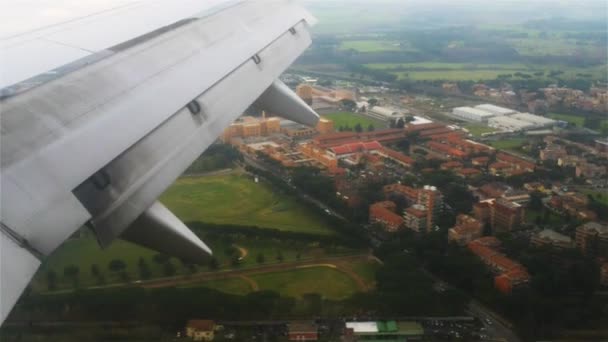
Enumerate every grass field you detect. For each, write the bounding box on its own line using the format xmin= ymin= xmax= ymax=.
xmin=364 ymin=62 xmax=607 ymax=82
xmin=339 ymin=40 xmax=406 ymax=52
xmin=252 ymin=266 xmax=358 ymax=299
xmin=548 ymin=112 xmax=585 ymax=127
xmin=33 ymin=233 xmax=357 ymax=291
xmin=161 ymin=172 xmax=334 ymax=235
xmin=488 ymin=138 xmax=527 ymax=152
xmin=464 ymin=124 xmax=497 ymax=137
xmin=182 ymin=260 xmax=378 ymax=298
xmin=323 ymin=112 xmax=384 ymax=130
xmin=580 ymin=189 xmax=608 ymax=206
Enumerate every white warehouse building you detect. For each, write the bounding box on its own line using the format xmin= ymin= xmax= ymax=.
xmin=474 ymin=104 xmax=517 ymax=116
xmin=509 ymin=113 xmax=556 ymax=128
xmin=452 ymin=106 xmax=495 ymax=122
xmin=488 ymin=116 xmax=534 ymax=131
xmin=366 ymin=106 xmax=405 ymax=122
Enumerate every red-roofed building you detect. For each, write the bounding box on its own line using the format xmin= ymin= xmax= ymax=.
xmin=384 ymin=184 xmax=419 ymax=204
xmin=448 ymin=215 xmax=483 ymax=245
xmin=186 ymin=320 xmax=216 ymax=341
xmin=329 ymin=141 xmax=383 ymax=158
xmin=468 ymin=238 xmax=530 ymax=294
xmin=376 ymin=147 xmax=415 ymax=167
xmin=404 ymin=205 xmax=428 ymax=232
xmin=427 ymin=141 xmax=467 ymax=159
xmin=489 ymin=162 xmax=512 ymax=175
xmin=472 ymin=156 xmax=490 ymax=167
xmin=497 ymin=152 xmax=535 ymax=171
xmin=457 ymin=168 xmax=482 ymax=178
xmin=441 ymin=161 xmax=464 ymax=170
xmin=314 ymin=129 xmax=407 ymax=148
xmin=370 ymin=201 xmax=404 ymax=232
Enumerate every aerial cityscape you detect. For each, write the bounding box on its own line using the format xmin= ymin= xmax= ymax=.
xmin=1 ymin=0 xmax=607 ymax=341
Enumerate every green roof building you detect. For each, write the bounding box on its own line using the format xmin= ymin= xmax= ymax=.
xmin=345 ymin=321 xmax=424 ymax=341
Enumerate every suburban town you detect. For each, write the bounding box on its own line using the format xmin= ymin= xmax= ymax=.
xmin=2 ymin=1 xmax=608 ymax=341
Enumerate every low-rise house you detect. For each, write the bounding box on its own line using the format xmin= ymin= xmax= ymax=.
xmin=288 ymin=322 xmax=318 ymax=341
xmin=369 ymin=201 xmax=404 ymax=232
xmin=448 ymin=214 xmax=483 ymax=245
xmin=186 ymin=320 xmax=216 ymax=341
xmin=531 ymin=229 xmax=574 ymax=250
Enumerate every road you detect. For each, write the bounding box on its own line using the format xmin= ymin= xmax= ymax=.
xmin=240 ymin=155 xmax=347 ymax=221
xmin=422 ymin=269 xmax=521 ymax=342
xmin=468 ymin=301 xmax=521 ymax=342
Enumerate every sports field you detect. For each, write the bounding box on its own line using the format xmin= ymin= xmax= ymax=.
xmin=323 ymin=112 xmax=384 ymax=130
xmin=548 ymin=112 xmax=585 ymax=127
xmin=161 ymin=172 xmax=334 ymax=235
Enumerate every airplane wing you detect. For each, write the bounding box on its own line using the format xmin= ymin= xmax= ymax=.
xmin=0 ymin=0 xmax=319 ymax=323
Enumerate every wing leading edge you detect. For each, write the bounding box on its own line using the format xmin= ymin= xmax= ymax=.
xmin=0 ymin=0 xmax=318 ymax=323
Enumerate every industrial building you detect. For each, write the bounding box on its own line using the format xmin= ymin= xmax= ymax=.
xmin=474 ymin=104 xmax=517 ymax=116
xmin=488 ymin=116 xmax=534 ymax=131
xmin=365 ymin=106 xmax=405 ymax=121
xmin=509 ymin=113 xmax=556 ymax=128
xmin=452 ymin=106 xmax=495 ymax=122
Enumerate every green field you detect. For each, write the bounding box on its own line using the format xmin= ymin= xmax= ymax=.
xmin=364 ymin=62 xmax=607 ymax=82
xmin=179 ymin=278 xmax=252 ymax=295
xmin=323 ymin=112 xmax=384 ymax=130
xmin=33 ymin=231 xmax=357 ymax=291
xmin=488 ymin=138 xmax=528 ymax=151
xmin=548 ymin=112 xmax=586 ymax=127
xmin=580 ymin=189 xmax=608 ymax=206
xmin=339 ymin=40 xmax=407 ymax=52
xmin=252 ymin=266 xmax=358 ymax=299
xmin=161 ymin=172 xmax=334 ymax=235
xmin=464 ymin=124 xmax=497 ymax=137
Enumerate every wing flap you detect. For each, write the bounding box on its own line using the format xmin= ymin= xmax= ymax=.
xmin=121 ymin=201 xmax=212 ymax=262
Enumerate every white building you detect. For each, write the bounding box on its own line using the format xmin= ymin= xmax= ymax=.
xmin=488 ymin=116 xmax=534 ymax=131
xmin=509 ymin=113 xmax=556 ymax=128
xmin=365 ymin=106 xmax=405 ymax=121
xmin=452 ymin=106 xmax=495 ymax=122
xmin=474 ymin=104 xmax=517 ymax=116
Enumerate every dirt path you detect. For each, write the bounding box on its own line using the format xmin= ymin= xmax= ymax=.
xmin=141 ymin=254 xmax=370 ymax=289
xmin=235 ymin=245 xmax=248 ymax=259
xmin=239 ymin=275 xmax=259 ymax=291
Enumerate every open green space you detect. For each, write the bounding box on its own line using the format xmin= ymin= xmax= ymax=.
xmin=580 ymin=189 xmax=608 ymax=206
xmin=548 ymin=112 xmax=585 ymax=127
xmin=488 ymin=138 xmax=527 ymax=152
xmin=161 ymin=172 xmax=334 ymax=235
xmin=323 ymin=111 xmax=384 ymax=130
xmin=179 ymin=278 xmax=252 ymax=295
xmin=33 ymin=232 xmax=357 ymax=291
xmin=464 ymin=124 xmax=497 ymax=137
xmin=251 ymin=266 xmax=358 ymax=300
xmin=339 ymin=40 xmax=405 ymax=52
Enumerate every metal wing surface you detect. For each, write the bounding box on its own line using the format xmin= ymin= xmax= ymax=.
xmin=0 ymin=0 xmax=319 ymax=323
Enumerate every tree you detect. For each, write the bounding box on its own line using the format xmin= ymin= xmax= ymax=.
xmin=276 ymin=251 xmax=284 ymax=262
xmin=47 ymin=271 xmax=57 ymax=291
xmin=367 ymin=98 xmax=379 ymax=107
xmin=109 ymin=259 xmax=126 ymax=273
xmin=163 ymin=262 xmax=177 ymax=277
xmin=91 ymin=264 xmax=100 ymax=278
xmin=153 ymin=254 xmax=170 ymax=265
xmin=256 ymin=253 xmax=266 ymax=264
xmin=396 ymin=118 xmax=405 ymax=129
xmin=367 ymin=124 xmax=375 ymax=132
xmin=64 ymin=265 xmax=79 ymax=278
xmin=209 ymin=257 xmax=219 ymax=270
xmin=354 ymin=123 xmax=363 ymax=133
xmin=340 ymin=99 xmax=357 ymax=112
xmin=138 ymin=258 xmax=151 ymax=280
